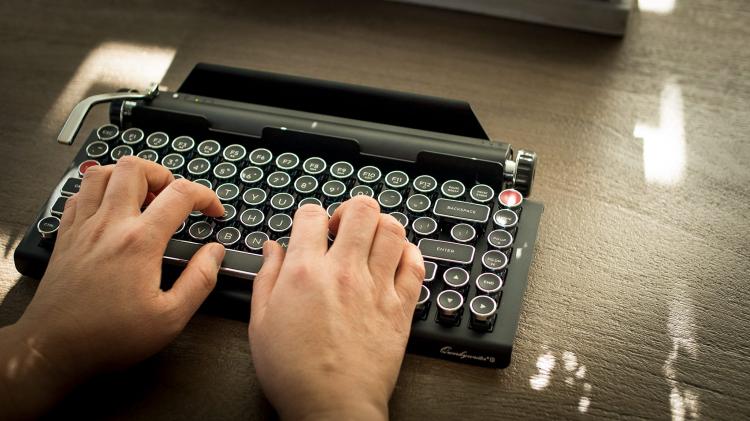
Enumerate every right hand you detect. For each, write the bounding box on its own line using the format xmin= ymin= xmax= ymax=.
xmin=249 ymin=196 xmax=425 ymax=420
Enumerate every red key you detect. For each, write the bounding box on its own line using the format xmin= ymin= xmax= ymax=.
xmin=498 ymin=188 xmax=523 ymax=208
xmin=78 ymin=160 xmax=100 ymax=176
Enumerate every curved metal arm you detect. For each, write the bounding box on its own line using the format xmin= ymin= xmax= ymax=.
xmin=57 ymin=83 xmax=159 ymax=145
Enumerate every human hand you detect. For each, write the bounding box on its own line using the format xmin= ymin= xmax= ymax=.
xmin=249 ymin=197 xmax=425 ymax=420
xmin=1 ymin=156 xmax=225 ymax=418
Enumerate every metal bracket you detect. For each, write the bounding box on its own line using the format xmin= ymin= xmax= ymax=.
xmin=57 ymin=82 xmax=159 ymax=145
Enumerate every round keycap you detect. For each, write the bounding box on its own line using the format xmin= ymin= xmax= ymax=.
xmin=303 ymin=156 xmax=327 ymax=175
xmin=37 ymin=216 xmax=60 ymax=239
xmin=389 ymin=212 xmax=409 ymax=228
xmin=121 ymin=128 xmax=144 ymax=145
xmin=242 ymin=188 xmax=267 ymax=206
xmin=213 ymin=162 xmax=238 ymax=179
xmin=96 ymin=124 xmax=119 ymax=141
xmin=441 ymin=179 xmax=465 ymax=198
xmin=412 ymin=216 xmax=437 ymax=237
xmin=298 ymin=197 xmax=322 ymax=208
xmin=271 ymin=193 xmax=295 ymax=211
xmin=450 ymin=223 xmax=476 ymax=243
xmin=385 ymin=170 xmax=409 ymax=189
xmin=194 ymin=178 xmax=212 ymax=190
xmin=240 ymin=208 xmax=265 ymax=228
xmin=377 ymin=189 xmax=402 ymax=209
xmin=405 ymin=194 xmax=431 ymax=213
xmin=86 ymin=141 xmax=109 ymax=159
xmin=245 ymin=231 xmax=269 ymax=251
xmin=110 ymin=145 xmax=134 ymax=162
xmin=294 ymin=175 xmax=318 ymax=194
xmin=197 ymin=139 xmax=221 ymax=157
xmin=216 ymin=227 xmax=242 ymax=246
xmin=469 ymin=295 xmax=498 ymax=322
xmin=136 ymin=149 xmax=159 ymax=162
xmin=267 ymin=171 xmax=291 ymax=189
xmin=443 ymin=267 xmax=470 ymax=289
xmin=277 ymin=237 xmax=291 ymax=249
xmin=322 ymin=180 xmax=347 ymax=199
xmin=161 ymin=153 xmax=185 ymax=171
xmin=216 ymin=204 xmax=237 ymax=222
xmin=329 ymin=161 xmax=354 ymax=179
xmin=268 ymin=213 xmax=293 ymax=233
xmin=413 ymin=175 xmax=437 ymax=193
xmin=481 ymin=250 xmax=508 ymax=271
xmin=476 ymin=273 xmax=503 ymax=295
xmin=78 ymin=160 xmax=100 ymax=176
xmin=417 ymin=285 xmax=430 ymax=306
xmin=326 ymin=202 xmax=342 ymax=218
xmin=357 ymin=166 xmax=381 ymax=184
xmin=493 ymin=209 xmax=519 ymax=229
xmin=436 ymin=290 xmax=464 ymax=316
xmin=175 ymin=221 xmax=186 ymax=235
xmin=188 ymin=221 xmax=213 ymax=241
xmin=498 ymin=188 xmax=523 ymax=208
xmin=187 ymin=157 xmax=211 ymax=176
xmin=171 ymin=136 xmax=195 ymax=153
xmin=146 ymin=132 xmax=170 ymax=149
xmin=240 ymin=166 xmax=264 ymax=184
xmin=487 ymin=229 xmax=514 ymax=249
xmin=275 ymin=152 xmax=300 ymax=170
xmin=249 ymin=148 xmax=273 ymax=166
xmin=216 ymin=183 xmax=240 ymax=201
xmin=223 ymin=144 xmax=247 ymax=162
xmin=470 ymin=184 xmax=495 ymax=203
xmin=350 ymin=185 xmax=374 ymax=198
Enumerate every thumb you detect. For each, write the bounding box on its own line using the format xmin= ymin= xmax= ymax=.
xmin=250 ymin=240 xmax=284 ymax=321
xmin=167 ymin=242 xmax=225 ymax=321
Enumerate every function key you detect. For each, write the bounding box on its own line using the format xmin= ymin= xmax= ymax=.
xmin=298 ymin=197 xmax=322 ymax=208
xmin=216 ymin=227 xmax=242 ymax=247
xmin=357 ymin=166 xmax=381 ymax=184
xmin=188 ymin=221 xmax=213 ymax=241
xmin=197 ymin=139 xmax=221 ymax=158
xmin=487 ymin=229 xmax=513 ymax=250
xmin=423 ymin=261 xmax=437 ymax=282
xmin=242 ymin=188 xmax=267 ymax=207
xmin=329 ymin=161 xmax=354 ymax=180
xmin=171 ymin=136 xmax=195 ymax=153
xmin=475 ymin=273 xmax=503 ymax=296
xmin=302 ymin=156 xmax=327 ymax=175
xmin=146 ymin=132 xmax=170 ymax=150
xmin=240 ymin=208 xmax=265 ymax=228
xmin=326 ymin=202 xmax=342 ymax=218
xmin=213 ymin=162 xmax=238 ymax=179
xmin=223 ymin=144 xmax=247 ymax=162
xmin=194 ymin=178 xmax=212 ymax=190
xmin=85 ymin=140 xmax=109 ymax=159
xmin=271 ymin=193 xmax=295 ymax=211
xmin=481 ymin=250 xmax=508 ymax=272
xmin=469 ymin=295 xmax=498 ymax=326
xmin=377 ymin=189 xmax=402 ymax=210
xmin=110 ymin=145 xmax=134 ymax=162
xmin=493 ymin=209 xmax=519 ymax=229
xmin=441 ymin=180 xmax=465 ymax=199
xmin=405 ymin=194 xmax=431 ymax=214
xmin=61 ymin=177 xmax=82 ymax=196
xmin=216 ymin=183 xmax=240 ymax=202
xmin=470 ymin=184 xmax=495 ymax=203
xmin=121 ymin=128 xmax=145 ymax=145
xmin=389 ymin=212 xmax=408 ymax=228
xmin=294 ymin=175 xmax=318 ymax=195
xmin=267 ymin=214 xmax=293 ymax=235
xmin=96 ymin=124 xmax=119 ymax=141
xmin=215 ymin=204 xmax=237 ymax=223
xmin=350 ymin=185 xmax=374 ymax=198
xmin=322 ymin=180 xmax=347 ymax=200
xmin=498 ymin=188 xmax=523 ymax=209
xmin=136 ymin=149 xmax=159 ymax=162
xmin=415 ymin=285 xmax=430 ymax=318
xmin=249 ymin=148 xmax=273 ymax=166
xmin=78 ymin=160 xmax=100 ymax=176
xmin=240 ymin=166 xmax=264 ymax=185
xmin=412 ymin=216 xmax=437 ymax=238
xmin=436 ymin=290 xmax=464 ymax=320
xmin=267 ymin=171 xmax=292 ymax=190
xmin=37 ymin=216 xmax=60 ymax=239
xmin=187 ymin=157 xmax=211 ymax=176
xmin=385 ymin=170 xmax=409 ymax=189
xmin=443 ymin=267 xmax=470 ymax=290
xmin=245 ymin=231 xmax=269 ymax=251
xmin=412 ymin=175 xmax=437 ymax=194
xmin=161 ymin=153 xmax=186 ymax=171
xmin=450 ymin=223 xmax=476 ymax=243
xmin=275 ymin=152 xmax=300 ymax=171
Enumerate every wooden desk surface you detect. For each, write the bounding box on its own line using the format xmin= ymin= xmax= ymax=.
xmin=1 ymin=0 xmax=748 ymax=419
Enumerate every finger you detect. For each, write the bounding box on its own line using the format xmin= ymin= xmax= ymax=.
xmin=100 ymin=156 xmax=174 ymax=217
xmin=250 ymin=241 xmax=285 ymax=323
xmin=141 ymin=178 xmax=224 ymax=243
xmin=57 ymin=193 xmax=78 ymax=238
xmin=393 ymin=243 xmax=425 ymax=314
xmin=75 ymin=165 xmax=114 ymax=221
xmin=286 ymin=204 xmax=329 ymax=259
xmin=328 ymin=196 xmax=381 ymax=262
xmin=368 ymin=214 xmax=407 ymax=285
xmin=164 ymin=242 xmax=225 ymax=322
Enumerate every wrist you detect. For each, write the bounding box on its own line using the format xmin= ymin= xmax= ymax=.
xmin=287 ymin=401 xmax=388 ymax=421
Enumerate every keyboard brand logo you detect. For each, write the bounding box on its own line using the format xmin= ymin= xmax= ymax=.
xmin=440 ymin=346 xmax=496 ymax=363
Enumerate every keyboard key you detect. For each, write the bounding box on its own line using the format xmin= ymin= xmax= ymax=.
xmin=487 ymin=229 xmax=513 ymax=249
xmin=498 ymin=188 xmax=523 ymax=209
xmin=51 ymin=197 xmax=67 ymax=217
xmin=302 ymin=156 xmax=327 ymax=175
xmin=197 ymin=139 xmax=221 ymax=157
xmin=171 ymin=136 xmax=195 ymax=153
xmin=110 ymin=145 xmax=133 ymax=162
xmin=243 ymin=188 xmax=267 ymax=206
xmin=357 ymin=166 xmax=381 ymax=184
xmin=60 ymin=177 xmax=82 ymax=196
xmin=325 ymin=202 xmax=342 ymax=218
xmin=385 ymin=170 xmax=409 ymax=189
xmin=350 ymin=185 xmax=374 ymax=198
xmin=443 ymin=267 xmax=470 ymax=290
xmin=275 ymin=152 xmax=300 ymax=170
xmin=412 ymin=175 xmax=437 ymax=194
xmin=37 ymin=216 xmax=60 ymax=239
xmin=298 ymin=197 xmax=322 ymax=208
xmin=85 ymin=141 xmax=109 ymax=159
xmin=187 ymin=157 xmax=212 ymax=177
xmin=329 ymin=161 xmax=354 ymax=179
xmin=389 ymin=212 xmax=408 ymax=228
xmin=96 ymin=124 xmax=119 ymax=141
xmin=267 ymin=171 xmax=292 ymax=189
xmin=121 ymin=127 xmax=144 ymax=145
xmin=476 ymin=273 xmax=503 ymax=296
xmin=493 ymin=209 xmax=519 ymax=229
xmin=78 ymin=160 xmax=100 ymax=176
xmin=377 ymin=189 xmax=402 ymax=209
xmin=188 ymin=221 xmax=213 ymax=241
xmin=424 ymin=261 xmax=437 ymax=282
xmin=294 ymin=175 xmax=318 ymax=195
xmin=277 ymin=237 xmax=291 ymax=249
xmin=470 ymin=184 xmax=495 ymax=203
xmin=433 ymin=198 xmax=490 ymax=223
xmin=268 ymin=213 xmax=293 ymax=235
xmin=146 ymin=132 xmax=170 ymax=149
xmin=271 ymin=193 xmax=295 ymax=211
xmin=405 ymin=194 xmax=431 ymax=214
xmin=223 ymin=144 xmax=247 ymax=162
xmin=136 ymin=149 xmax=159 ymax=162
xmin=418 ymin=239 xmax=475 ymax=264
xmin=216 ymin=227 xmax=242 ymax=246
xmin=469 ymin=295 xmax=498 ymax=325
xmin=215 ymin=204 xmax=237 ymax=223
xmin=213 ymin=162 xmax=238 ymax=179
xmin=216 ymin=183 xmax=240 ymax=201
xmin=240 ymin=208 xmax=265 ymax=228
xmin=481 ymin=250 xmax=508 ymax=271
xmin=164 ymin=239 xmax=263 ymax=278
xmin=322 ymin=180 xmax=347 ymax=200
xmin=436 ymin=289 xmax=463 ymax=320
xmin=249 ymin=148 xmax=273 ymax=166
xmin=175 ymin=221 xmax=186 ymax=235
xmin=450 ymin=223 xmax=476 ymax=243
xmin=412 ymin=216 xmax=437 ymax=237
xmin=415 ymin=285 xmax=430 ymax=317
xmin=240 ymin=166 xmax=264 ymax=185
xmin=161 ymin=153 xmax=186 ymax=171
xmin=440 ymin=179 xmax=465 ymax=199
xmin=245 ymin=231 xmax=269 ymax=251
xmin=194 ymin=178 xmax=212 ymax=190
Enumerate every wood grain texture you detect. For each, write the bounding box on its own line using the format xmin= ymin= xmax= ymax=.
xmin=0 ymin=0 xmax=748 ymax=419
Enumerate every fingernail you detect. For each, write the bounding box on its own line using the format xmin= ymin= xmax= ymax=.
xmin=209 ymin=242 xmax=225 ymax=267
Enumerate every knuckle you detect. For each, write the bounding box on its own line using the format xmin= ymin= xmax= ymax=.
xmin=379 ymin=214 xmax=406 ymax=239
xmin=407 ymin=259 xmax=426 ymax=282
xmin=193 ymin=263 xmax=218 ymax=292
xmin=347 ymin=195 xmax=380 ymax=215
xmin=116 ymin=155 xmax=140 ymax=166
xmin=169 ymin=178 xmax=194 ymax=196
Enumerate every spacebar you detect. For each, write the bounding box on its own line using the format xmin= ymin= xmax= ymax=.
xmin=163 ymin=239 xmax=263 ymax=279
